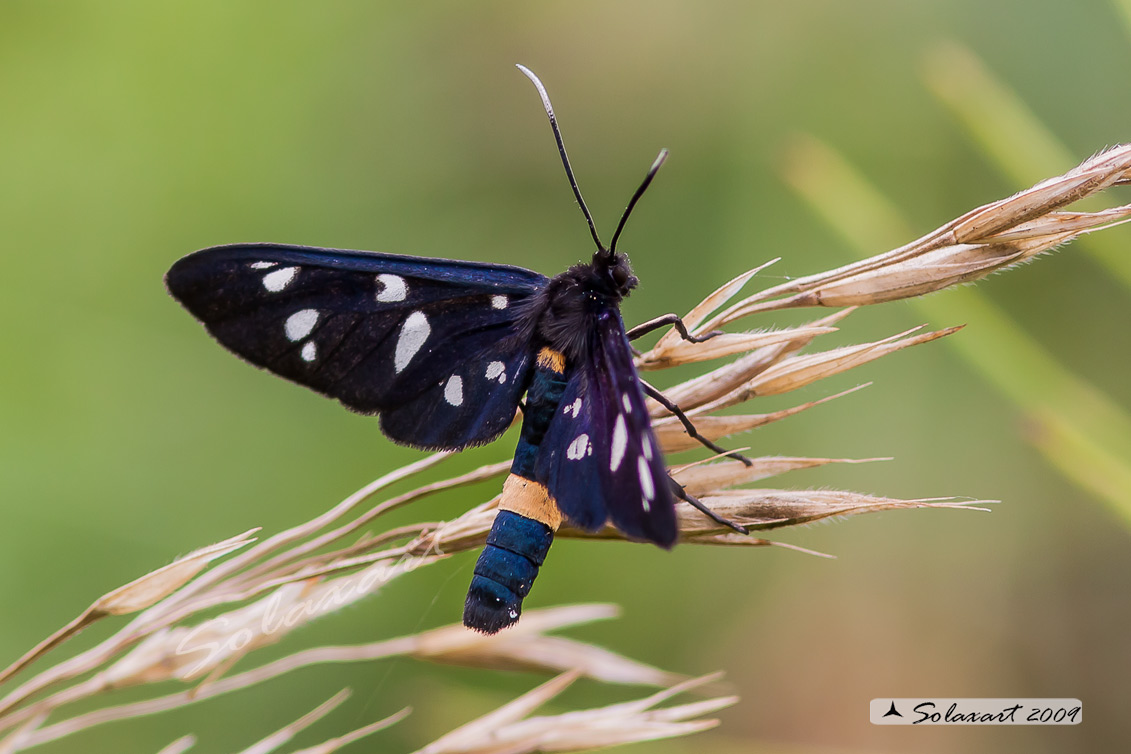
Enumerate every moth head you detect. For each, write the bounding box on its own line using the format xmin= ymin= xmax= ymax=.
xmin=595 ymin=148 xmax=666 ymax=299
xmin=594 ymin=247 xmax=638 ymax=298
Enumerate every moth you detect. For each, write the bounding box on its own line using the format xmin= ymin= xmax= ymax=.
xmin=166 ymin=65 xmax=747 ymax=634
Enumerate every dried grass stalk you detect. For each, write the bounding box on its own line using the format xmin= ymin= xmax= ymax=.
xmin=0 ymin=529 xmax=259 ymax=688
xmin=237 ymin=690 xmax=407 ymax=754
xmin=1 ymin=146 xmax=1127 ymax=751
xmin=675 ymin=143 xmax=1131 ymax=328
xmin=155 ymin=737 xmax=195 ymax=754
xmin=414 ymin=671 xmax=735 ymax=754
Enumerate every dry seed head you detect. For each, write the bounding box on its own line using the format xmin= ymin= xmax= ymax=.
xmin=93 ymin=529 xmax=258 ymax=616
xmin=235 ymin=689 xmax=409 ymax=754
xmin=240 ymin=689 xmax=354 ymax=752
xmin=7 ymin=605 xmax=662 ymax=751
xmin=414 ymin=671 xmax=735 ymax=754
xmin=676 ymin=489 xmax=992 ymax=534
xmin=190 ymin=557 xmax=434 ymax=678
xmin=409 ymin=605 xmax=678 ymax=685
xmin=681 ymin=326 xmax=960 ymax=417
xmin=705 ymin=143 xmax=1131 ymax=323
xmin=413 ymin=499 xmax=500 ymax=554
xmin=783 ymin=238 xmax=1060 ymax=308
xmin=642 ymin=326 xmax=839 ymax=370
xmin=103 ymin=554 xmax=436 ymax=686
xmin=288 ymin=707 xmax=410 ymax=754
xmin=544 ymin=490 xmax=987 ymax=547
xmin=651 ymin=383 xmax=870 ymax=453
xmin=0 ymin=713 xmax=48 ymax=754
xmin=411 ymin=604 xmax=617 ymax=656
xmin=736 ymin=325 xmax=960 ymax=397
xmin=670 ymin=456 xmax=888 ymax=495
xmin=104 ymin=581 xmax=314 ymax=686
xmin=655 ymin=261 xmax=775 ymax=345
xmin=646 ymin=308 xmax=855 ymax=411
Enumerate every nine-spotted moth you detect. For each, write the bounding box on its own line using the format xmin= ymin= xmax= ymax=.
xmin=166 ymin=65 xmax=747 ymax=633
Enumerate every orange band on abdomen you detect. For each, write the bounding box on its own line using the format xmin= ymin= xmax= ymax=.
xmin=498 ymin=474 xmax=563 ymax=530
xmin=536 ymin=347 xmax=566 ymax=374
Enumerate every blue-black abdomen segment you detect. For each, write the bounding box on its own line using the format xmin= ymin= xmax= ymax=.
xmin=464 ymin=510 xmax=554 ymax=633
xmin=464 ymin=348 xmax=567 ymax=634
xmin=508 ymin=356 xmax=569 ymax=481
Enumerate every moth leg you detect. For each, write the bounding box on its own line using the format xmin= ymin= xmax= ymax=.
xmin=669 ymin=477 xmax=748 ymax=534
xmin=640 ymin=380 xmax=753 ymax=467
xmin=627 ymin=313 xmax=723 ymax=344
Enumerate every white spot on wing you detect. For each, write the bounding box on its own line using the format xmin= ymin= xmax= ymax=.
xmin=642 ymin=434 xmax=654 ymax=461
xmin=394 ymin=311 xmax=430 ymax=373
xmin=610 ymin=414 xmax=628 ymax=471
xmin=444 ymin=375 xmax=463 ymax=406
xmin=284 ymin=309 xmax=319 ymax=341
xmin=563 ymin=397 xmax=582 ymax=418
xmin=491 ymin=295 xmax=508 ymax=309
xmin=638 ymin=456 xmax=655 ymax=504
xmin=485 ymin=360 xmax=507 ymax=383
xmin=622 ymin=393 xmax=633 ymax=413
xmin=263 ymin=266 xmax=298 ymax=292
xmin=249 ymin=261 xmax=276 ymax=270
xmin=567 ymin=433 xmax=591 ymax=460
xmin=300 ymin=341 xmax=317 ymax=362
xmin=376 ymin=274 xmax=407 ymax=302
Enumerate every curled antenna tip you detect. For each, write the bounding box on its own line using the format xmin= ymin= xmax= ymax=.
xmin=515 ymin=63 xmax=604 ymax=252
xmin=515 ymin=64 xmax=555 ymax=118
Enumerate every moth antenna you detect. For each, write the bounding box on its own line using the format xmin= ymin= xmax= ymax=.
xmin=516 ymin=64 xmax=606 ymax=253
xmin=609 ymin=148 xmax=668 ymax=255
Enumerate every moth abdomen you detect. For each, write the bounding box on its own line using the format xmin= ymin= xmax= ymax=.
xmin=464 ymin=506 xmax=555 ymax=634
xmin=463 ymin=348 xmax=567 ymax=633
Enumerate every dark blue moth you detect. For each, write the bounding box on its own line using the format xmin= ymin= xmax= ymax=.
xmin=166 ymin=66 xmax=745 ymax=634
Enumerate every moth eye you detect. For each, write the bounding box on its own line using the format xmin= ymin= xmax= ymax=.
xmin=612 ymin=266 xmax=628 ymax=288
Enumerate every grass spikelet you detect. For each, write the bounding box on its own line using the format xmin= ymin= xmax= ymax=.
xmin=708 ymin=142 xmax=1131 ymax=323
xmin=413 ymin=671 xmax=735 ymax=754
xmin=242 ymin=691 xmax=408 ymax=754
xmin=0 ymin=529 xmax=259 ymax=688
xmin=670 ymin=455 xmax=889 ymax=494
xmin=154 ymin=737 xmax=195 ymax=754
xmin=651 ymin=384 xmax=870 ymax=452
xmin=783 ymin=115 xmax=1131 ymax=527
xmin=645 ymin=308 xmax=855 ymax=410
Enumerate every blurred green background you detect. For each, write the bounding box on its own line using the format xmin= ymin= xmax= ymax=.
xmin=2 ymin=1 xmax=1129 ymax=752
